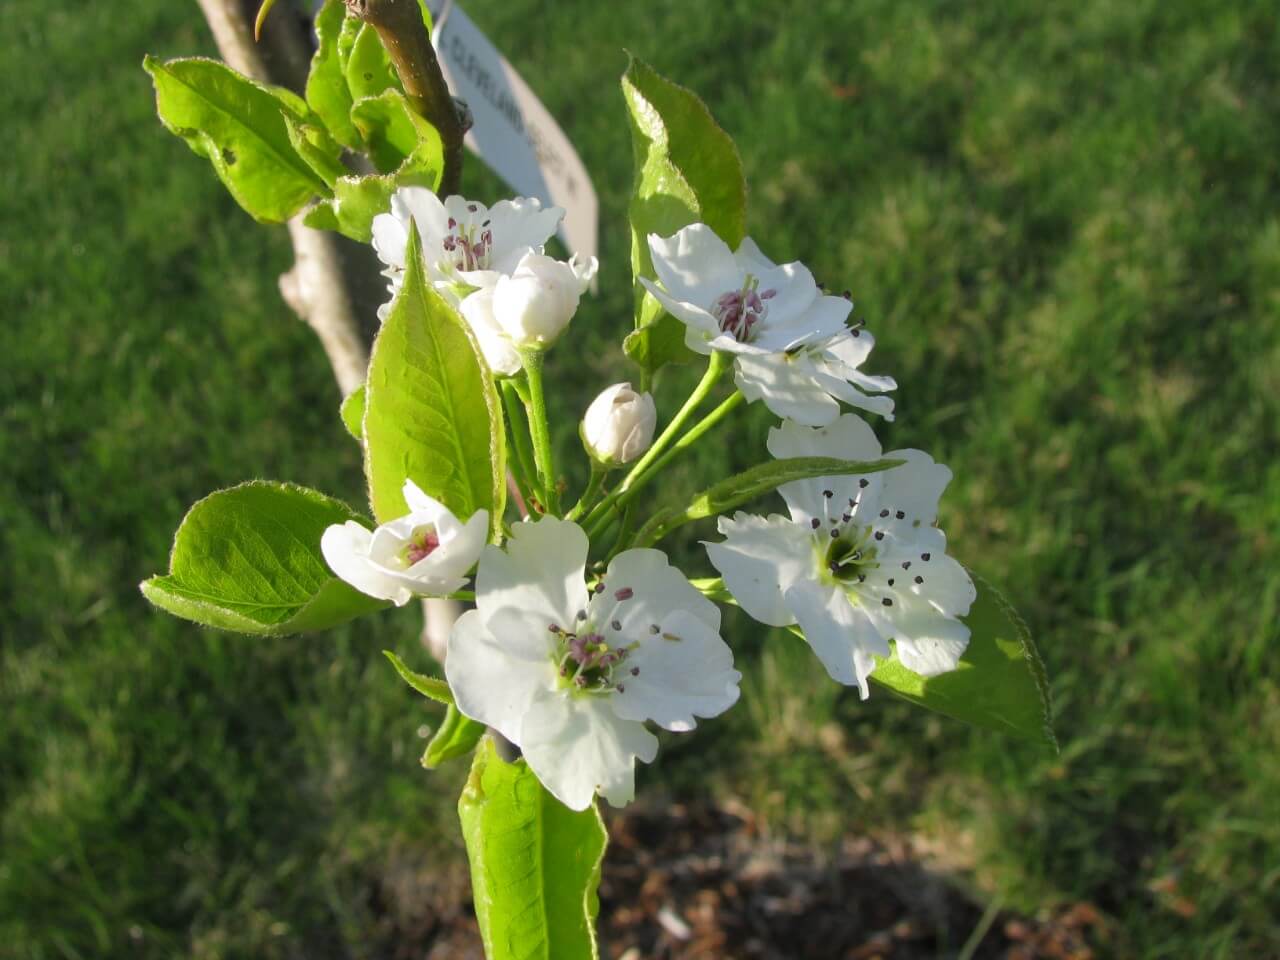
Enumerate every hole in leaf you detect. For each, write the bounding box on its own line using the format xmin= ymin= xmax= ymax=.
xmin=222 ymin=147 xmax=237 ymax=166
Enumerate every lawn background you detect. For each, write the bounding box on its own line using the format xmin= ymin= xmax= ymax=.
xmin=2 ymin=0 xmax=1278 ymax=956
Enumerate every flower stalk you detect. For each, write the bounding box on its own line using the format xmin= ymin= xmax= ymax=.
xmin=519 ymin=349 xmax=559 ymax=514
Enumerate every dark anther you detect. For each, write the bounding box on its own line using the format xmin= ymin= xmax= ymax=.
xmin=914 ymin=575 xmax=924 ymax=584
xmin=880 ymin=509 xmax=890 ymax=518
xmin=830 ymin=528 xmax=840 ymax=539
xmin=811 ymin=518 xmax=821 ymax=529
xmin=887 ymin=578 xmax=895 ymax=587
xmin=921 ymin=552 xmax=931 ymax=561
xmin=576 ymin=610 xmax=587 ymax=621
xmin=874 ymin=531 xmax=884 ymax=541
xmin=649 ymin=624 xmax=660 ymax=634
xmin=615 ymin=587 xmax=635 ymax=601
xmin=902 ymin=561 xmax=911 ymax=569
xmin=611 ymin=620 xmax=622 ymax=631
xmin=895 ymin=510 xmax=905 ymax=520
xmin=631 ymin=667 xmax=640 ymax=676
xmin=859 ymin=479 xmax=869 ymax=488
xmin=882 ymin=598 xmax=893 ymax=606
xmin=548 ymin=623 xmax=561 ymax=633
xmin=823 ymin=489 xmax=834 ymax=498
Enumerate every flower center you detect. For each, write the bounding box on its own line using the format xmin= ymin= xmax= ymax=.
xmin=713 ymin=274 xmax=776 ymax=343
xmin=807 ymin=486 xmax=930 ymax=607
xmin=441 ymin=208 xmax=493 ymax=272
xmin=547 ymin=586 xmax=642 ymax=695
xmin=401 ymin=525 xmax=440 ymax=566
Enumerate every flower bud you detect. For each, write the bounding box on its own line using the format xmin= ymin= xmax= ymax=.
xmin=491 ymin=251 xmax=593 ymax=349
xmin=581 ymin=383 xmax=657 ymax=466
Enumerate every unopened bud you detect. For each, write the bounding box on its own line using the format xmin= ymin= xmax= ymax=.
xmin=581 ymin=382 xmax=657 ymax=466
xmin=491 ymin=251 xmax=593 ymax=349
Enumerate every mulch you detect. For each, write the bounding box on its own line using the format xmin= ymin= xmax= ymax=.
xmin=409 ymin=800 xmax=1107 ymax=960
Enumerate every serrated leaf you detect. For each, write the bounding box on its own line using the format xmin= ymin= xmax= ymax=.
xmin=634 ymin=456 xmax=904 ymax=547
xmin=425 ymin=705 xmax=486 ymax=768
xmin=363 ymin=222 xmax=505 ymax=533
xmin=622 ymin=55 xmax=747 ymax=376
xmin=459 ymin=738 xmax=607 ymax=959
xmin=144 ymin=56 xmax=327 ymax=223
xmin=868 ymin=575 xmax=1056 ymax=746
xmin=345 ymin=22 xmax=402 ymax=102
xmin=340 ymin=385 xmax=366 ymax=439
xmin=305 ymin=92 xmax=443 ymax=242
xmin=306 ymin=0 xmax=360 ymax=149
xmin=140 ymin=481 xmax=387 ymax=635
xmin=383 ymin=650 xmax=453 ymax=704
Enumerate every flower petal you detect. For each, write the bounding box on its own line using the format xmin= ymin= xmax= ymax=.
xmin=705 ymin=513 xmax=814 ymax=627
xmin=321 ymin=521 xmax=413 ymax=605
xmin=475 ymin=516 xmax=590 ymax=627
xmin=485 ymin=197 xmax=564 ymax=272
xmin=648 ymin=224 xmax=742 ymax=305
xmin=611 ymin=609 xmax=740 ymax=732
xmin=600 ymin=548 xmax=721 ymax=633
xmin=768 ymin=415 xmax=884 ymax=524
xmin=784 ymin=579 xmax=889 ymax=698
xmin=734 ymin=352 xmax=841 ymax=427
xmin=876 ymin=450 xmax=952 ymax=526
xmin=520 ymin=689 xmax=658 ymax=811
xmin=446 ymin=609 xmax=552 ymax=743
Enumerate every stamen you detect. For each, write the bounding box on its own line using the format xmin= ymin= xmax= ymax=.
xmin=611 ymin=620 xmax=622 ymax=631
xmin=921 ymin=552 xmax=931 ymax=561
xmin=614 ymin=587 xmax=634 ymax=601
xmin=811 ymin=518 xmax=821 ymax=529
xmin=895 ymin=510 xmax=905 ymax=520
xmin=914 ymin=575 xmax=924 ymax=584
xmin=882 ymin=598 xmax=893 ymax=606
xmin=631 ymin=667 xmax=640 ymax=676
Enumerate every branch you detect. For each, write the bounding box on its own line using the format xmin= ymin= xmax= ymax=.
xmin=344 ymin=0 xmax=465 ymax=195
xmin=195 ymin=0 xmax=369 ymax=397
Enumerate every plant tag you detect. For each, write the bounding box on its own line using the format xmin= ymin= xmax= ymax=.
xmin=425 ymin=0 xmax=599 ymax=270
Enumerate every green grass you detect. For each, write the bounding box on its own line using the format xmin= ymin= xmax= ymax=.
xmin=3 ymin=0 xmax=1278 ymax=956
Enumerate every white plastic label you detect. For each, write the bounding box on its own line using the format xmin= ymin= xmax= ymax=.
xmin=424 ymin=1 xmax=599 ymax=268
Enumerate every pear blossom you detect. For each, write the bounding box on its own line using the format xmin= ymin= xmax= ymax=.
xmin=640 ymin=223 xmax=895 ymax=426
xmin=457 ymin=286 xmax=522 ymax=377
xmin=321 ymin=479 xmax=488 ymax=606
xmin=705 ymin=415 xmax=975 ymax=698
xmin=581 ymin=382 xmax=657 ymax=466
xmin=446 ymin=516 xmax=740 ymax=811
xmin=372 ymin=188 xmax=563 ymax=294
xmin=491 ymin=250 xmax=596 ymax=349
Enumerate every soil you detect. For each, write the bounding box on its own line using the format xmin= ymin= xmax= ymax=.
xmin=411 ymin=801 xmax=1107 ymax=960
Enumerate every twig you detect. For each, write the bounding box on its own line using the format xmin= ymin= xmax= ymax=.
xmin=344 ymin=0 xmax=466 ymax=195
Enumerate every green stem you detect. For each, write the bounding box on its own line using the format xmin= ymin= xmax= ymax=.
xmin=624 ymin=391 xmax=744 ymax=506
xmin=444 ymin=589 xmax=475 ymax=602
xmin=500 ymin=380 xmax=540 ymax=504
xmin=566 ymin=465 xmax=607 ymax=522
xmin=583 ymin=352 xmax=729 ymax=531
xmin=519 ymin=349 xmax=559 ymax=514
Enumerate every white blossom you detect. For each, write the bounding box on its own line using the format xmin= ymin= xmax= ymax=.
xmin=457 ymin=286 xmax=523 ymax=377
xmin=705 ymin=415 xmax=975 ymax=697
xmin=446 ymin=517 xmax=740 ymax=811
xmin=372 ymin=188 xmax=563 ymax=294
xmin=581 ymin=382 xmax=657 ymax=466
xmin=491 ymin=251 xmax=596 ymax=349
xmin=321 ymin=480 xmax=487 ymax=606
xmin=640 ymin=223 xmax=895 ymax=426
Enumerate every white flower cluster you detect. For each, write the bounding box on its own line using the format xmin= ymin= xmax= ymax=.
xmin=321 ymin=191 xmax=975 ymax=812
xmin=371 ymin=189 xmax=597 ymax=375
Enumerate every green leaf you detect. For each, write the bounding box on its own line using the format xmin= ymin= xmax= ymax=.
xmin=340 ymin=385 xmax=366 ymax=439
xmin=304 ymin=92 xmax=444 ymax=242
xmin=383 ymin=650 xmax=453 ymax=705
xmin=144 ymin=56 xmax=327 ymax=223
xmin=621 ymin=55 xmax=747 ymax=376
xmin=306 ymin=0 xmax=360 ymax=149
xmin=424 ymin=706 xmax=486 ymax=768
xmin=345 ymin=22 xmax=402 ymax=102
xmin=634 ymin=456 xmax=905 ymax=547
xmin=868 ymin=575 xmax=1057 ymax=747
xmin=363 ymin=222 xmax=505 ymax=532
xmin=282 ymin=113 xmax=346 ymax=188
xmin=351 ymin=90 xmax=421 ymax=173
xmin=459 ymin=739 xmax=607 ymax=959
xmin=140 ymin=481 xmax=388 ymax=635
